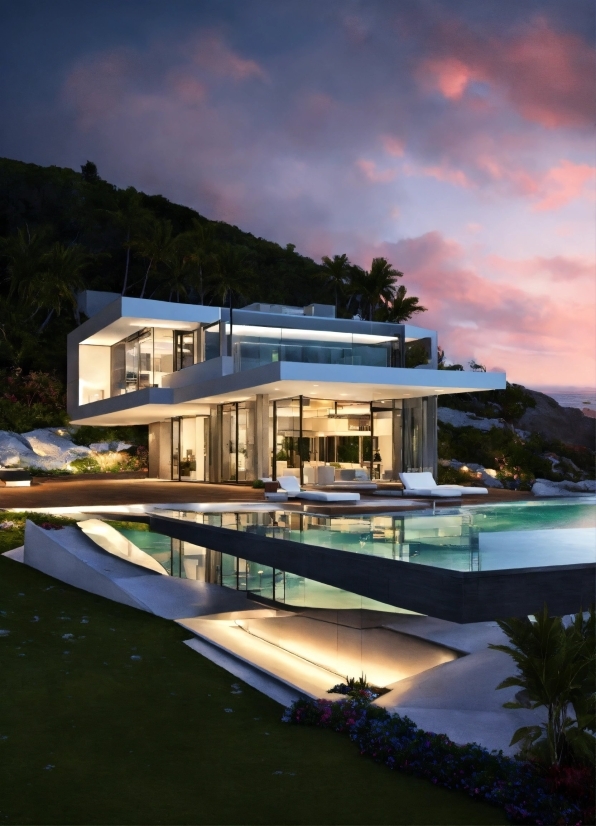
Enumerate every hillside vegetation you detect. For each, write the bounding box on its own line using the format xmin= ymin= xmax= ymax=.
xmin=0 ymin=157 xmax=426 ymax=435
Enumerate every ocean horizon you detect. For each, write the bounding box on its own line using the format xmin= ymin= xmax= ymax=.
xmin=531 ymin=387 xmax=596 ymax=410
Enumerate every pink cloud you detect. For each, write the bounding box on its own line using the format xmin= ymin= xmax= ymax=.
xmin=420 ymin=164 xmax=472 ymax=189
xmin=418 ymin=16 xmax=594 ymax=129
xmin=356 ymin=159 xmax=397 ymax=184
xmin=419 ymin=57 xmax=476 ymax=100
xmin=381 ymin=134 xmax=405 ymax=157
xmin=487 ymin=253 xmax=596 ymax=282
xmin=532 ymin=160 xmax=596 ymax=211
xmin=191 ymin=34 xmax=268 ymax=82
xmin=347 ymin=231 xmax=595 ymax=386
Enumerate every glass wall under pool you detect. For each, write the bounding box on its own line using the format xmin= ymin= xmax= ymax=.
xmin=156 ymin=499 xmax=596 ymax=573
xmin=114 ymin=526 xmax=411 ymax=612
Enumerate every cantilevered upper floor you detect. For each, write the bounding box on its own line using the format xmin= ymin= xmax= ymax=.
xmin=68 ymin=290 xmax=506 ymax=425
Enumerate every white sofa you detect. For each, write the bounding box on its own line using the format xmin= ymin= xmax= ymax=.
xmin=278 ymin=476 xmax=360 ymax=502
xmin=399 ymin=472 xmax=488 ymax=497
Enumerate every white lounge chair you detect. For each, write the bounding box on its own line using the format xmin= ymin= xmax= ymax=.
xmin=278 ymin=476 xmax=360 ymax=502
xmin=399 ymin=472 xmax=488 ymax=497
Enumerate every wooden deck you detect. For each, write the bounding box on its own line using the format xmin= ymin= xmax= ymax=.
xmin=0 ymin=472 xmax=533 ymax=511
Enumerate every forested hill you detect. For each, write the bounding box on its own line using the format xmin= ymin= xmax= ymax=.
xmin=0 ymin=156 xmax=329 ymax=382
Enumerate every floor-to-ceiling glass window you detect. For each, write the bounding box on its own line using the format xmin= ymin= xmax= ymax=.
xmin=111 ymin=328 xmax=175 ymax=395
xmin=179 ymin=417 xmax=210 ymax=481
xmin=372 ymin=400 xmax=402 ymax=481
xmin=221 ymin=404 xmax=237 ymax=482
xmin=220 ymin=402 xmax=256 ymax=482
xmin=153 ymin=329 xmax=174 ymax=386
xmin=175 ymin=331 xmax=195 ymax=371
xmin=273 ymin=397 xmax=302 ymax=480
xmin=237 ymin=402 xmax=255 ymax=481
xmin=402 ymin=397 xmax=436 ymax=474
xmin=273 ymin=397 xmax=375 ymax=483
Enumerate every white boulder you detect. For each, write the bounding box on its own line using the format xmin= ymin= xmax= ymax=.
xmin=479 ymin=471 xmax=503 ymax=489
xmin=0 ymin=428 xmax=91 ymax=471
xmin=438 ymin=408 xmax=505 ymax=431
xmin=532 ymin=478 xmax=596 ymax=497
xmin=0 ymin=431 xmax=38 ymax=467
xmin=89 ymin=442 xmax=111 ymax=453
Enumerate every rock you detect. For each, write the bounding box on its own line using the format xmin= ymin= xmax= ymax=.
xmin=532 ymin=478 xmax=596 ymax=497
xmin=516 ymin=390 xmax=596 ymax=450
xmin=110 ymin=441 xmax=132 ymax=452
xmin=479 ymin=471 xmax=503 ymax=488
xmin=89 ymin=442 xmax=111 ymax=453
xmin=0 ymin=428 xmax=92 ymax=471
xmin=0 ymin=431 xmax=36 ymax=467
xmin=438 ymin=408 xmax=504 ymax=431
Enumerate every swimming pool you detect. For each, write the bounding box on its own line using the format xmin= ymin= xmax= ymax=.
xmin=154 ymin=497 xmax=596 ymax=573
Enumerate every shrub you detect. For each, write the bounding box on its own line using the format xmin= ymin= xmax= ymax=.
xmin=69 ymin=456 xmax=101 ymax=473
xmin=283 ymin=698 xmax=587 ymax=824
xmin=490 ymin=606 xmax=595 ymax=769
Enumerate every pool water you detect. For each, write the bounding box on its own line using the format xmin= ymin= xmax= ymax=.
xmin=156 ymin=498 xmax=596 ymax=572
xmin=118 ymin=529 xmax=172 ymax=573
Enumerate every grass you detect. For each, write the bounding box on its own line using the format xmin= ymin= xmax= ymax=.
xmin=0 ymin=552 xmax=506 ymax=824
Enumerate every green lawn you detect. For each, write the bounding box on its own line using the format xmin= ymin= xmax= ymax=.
xmin=0 ymin=553 xmax=506 ymax=825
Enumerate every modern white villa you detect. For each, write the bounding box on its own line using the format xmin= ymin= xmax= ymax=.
xmin=68 ymin=290 xmax=506 ymax=484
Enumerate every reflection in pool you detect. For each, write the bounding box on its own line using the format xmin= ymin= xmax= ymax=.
xmin=155 ymin=498 xmax=596 ymax=572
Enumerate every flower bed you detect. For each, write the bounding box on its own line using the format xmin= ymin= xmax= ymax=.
xmin=283 ymin=697 xmax=593 ymax=825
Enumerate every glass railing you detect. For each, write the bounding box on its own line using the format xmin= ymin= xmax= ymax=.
xmin=232 ymin=338 xmax=397 ymax=371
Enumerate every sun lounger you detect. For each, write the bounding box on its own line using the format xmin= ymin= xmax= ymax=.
xmin=278 ymin=476 xmax=360 ymax=502
xmin=399 ymin=472 xmax=488 ymax=496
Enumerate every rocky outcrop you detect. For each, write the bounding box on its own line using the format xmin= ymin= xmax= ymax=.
xmin=516 ymin=390 xmax=596 ymax=450
xmin=437 ymin=408 xmax=504 ymax=431
xmin=0 ymin=428 xmax=91 ymax=470
xmin=531 ymin=478 xmax=596 ymax=497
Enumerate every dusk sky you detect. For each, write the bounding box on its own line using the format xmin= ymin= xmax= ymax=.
xmin=1 ymin=0 xmax=594 ymax=390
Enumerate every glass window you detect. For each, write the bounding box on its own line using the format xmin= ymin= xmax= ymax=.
xmin=230 ymin=324 xmax=399 ymax=371
xmin=405 ymin=337 xmax=432 ymax=368
xmin=110 ymin=340 xmax=126 ymax=396
xmin=138 ymin=330 xmax=152 ymax=389
xmin=274 ymin=397 xmax=302 ymax=478
xmin=175 ymin=331 xmax=195 ymax=371
xmin=153 ymin=329 xmax=173 ymax=386
xmin=204 ymin=322 xmax=221 ymax=361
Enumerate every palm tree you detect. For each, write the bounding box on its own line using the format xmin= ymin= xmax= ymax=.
xmin=2 ymin=225 xmax=51 ymax=302
xmin=104 ymin=188 xmax=151 ymax=294
xmin=3 ymin=229 xmax=88 ymax=330
xmin=160 ymin=238 xmax=192 ymax=303
xmin=34 ymin=243 xmax=88 ymax=330
xmin=207 ymin=244 xmax=254 ymax=355
xmin=345 ymin=257 xmax=402 ymax=320
xmin=181 ymin=220 xmax=217 ymax=305
xmin=320 ymin=254 xmax=351 ymax=315
xmin=379 ymin=285 xmax=427 ymax=322
xmin=132 ymin=218 xmax=176 ymax=298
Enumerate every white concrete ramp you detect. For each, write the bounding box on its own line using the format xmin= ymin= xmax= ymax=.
xmin=23 ymin=521 xmax=155 ymax=612
xmin=21 ymin=521 xmax=261 ymax=619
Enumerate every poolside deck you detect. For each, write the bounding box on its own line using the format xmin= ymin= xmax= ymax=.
xmin=0 ymin=472 xmax=533 ymax=511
